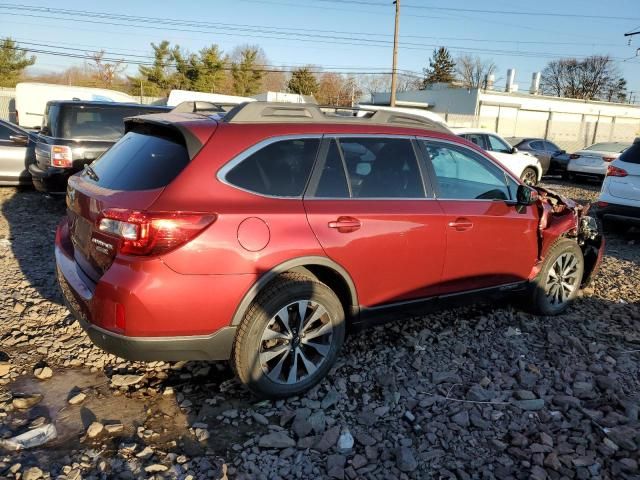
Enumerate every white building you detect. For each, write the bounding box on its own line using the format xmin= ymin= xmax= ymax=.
xmin=371 ymin=77 xmax=640 ymax=150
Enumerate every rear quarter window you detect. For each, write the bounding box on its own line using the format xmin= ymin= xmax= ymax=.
xmin=86 ymin=131 xmax=190 ymax=190
xmin=224 ymin=138 xmax=320 ymax=197
xmin=618 ymin=142 xmax=640 ymax=165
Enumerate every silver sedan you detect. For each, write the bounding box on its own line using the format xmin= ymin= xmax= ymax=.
xmin=0 ymin=119 xmax=35 ymax=186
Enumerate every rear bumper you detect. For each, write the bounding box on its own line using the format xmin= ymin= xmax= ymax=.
xmin=595 ymin=202 xmax=640 ymax=224
xmin=567 ymin=163 xmax=606 ymax=176
xmin=55 ymin=219 xmax=252 ymax=362
xmin=29 ymin=163 xmax=74 ymax=194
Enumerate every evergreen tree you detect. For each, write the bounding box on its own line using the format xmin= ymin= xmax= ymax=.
xmin=231 ymin=47 xmax=264 ymax=96
xmin=0 ymin=38 xmax=36 ymax=87
xmin=422 ymin=47 xmax=455 ymax=89
xmin=287 ymin=67 xmax=319 ymax=96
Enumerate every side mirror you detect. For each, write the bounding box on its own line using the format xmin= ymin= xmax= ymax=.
xmin=9 ymin=135 xmax=28 ymax=146
xmin=559 ymin=149 xmax=566 ymax=155
xmin=511 ymin=146 xmax=518 ymax=154
xmin=517 ymin=184 xmax=538 ymax=205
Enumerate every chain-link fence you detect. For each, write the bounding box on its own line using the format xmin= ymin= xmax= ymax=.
xmin=444 ymin=108 xmax=640 ymax=152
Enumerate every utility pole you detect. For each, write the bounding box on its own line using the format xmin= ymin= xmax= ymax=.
xmin=390 ymin=0 xmax=400 ymax=107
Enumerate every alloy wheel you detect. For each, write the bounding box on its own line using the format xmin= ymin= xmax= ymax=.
xmin=522 ymin=169 xmax=538 ymax=186
xmin=544 ymin=252 xmax=580 ymax=306
xmin=259 ymin=300 xmax=334 ymax=385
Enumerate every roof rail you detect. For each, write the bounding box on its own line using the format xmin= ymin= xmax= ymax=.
xmin=222 ymin=101 xmax=451 ymax=133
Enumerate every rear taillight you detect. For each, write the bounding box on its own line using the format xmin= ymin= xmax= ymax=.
xmin=597 ymin=201 xmax=609 ymax=208
xmin=569 ymin=154 xmax=580 ymax=159
xmin=606 ymin=165 xmax=628 ymax=177
xmin=97 ymin=209 xmax=216 ymax=256
xmin=51 ymin=145 xmax=73 ymax=167
xmin=602 ymin=156 xmax=616 ymax=162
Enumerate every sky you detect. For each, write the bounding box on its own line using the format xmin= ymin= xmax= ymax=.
xmin=3 ymin=0 xmax=640 ymax=97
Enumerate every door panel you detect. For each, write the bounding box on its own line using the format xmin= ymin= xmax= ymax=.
xmin=0 ymin=142 xmax=28 ymax=182
xmin=304 ymin=138 xmax=447 ymax=307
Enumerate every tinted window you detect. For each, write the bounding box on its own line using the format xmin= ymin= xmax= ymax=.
xmin=462 ymin=133 xmax=487 ymax=149
xmin=423 ymin=141 xmax=510 ymax=200
xmin=226 ymin=138 xmax=319 ymax=197
xmin=51 ymin=105 xmax=165 ymax=140
xmin=41 ymin=104 xmax=60 ymax=136
xmin=314 ymin=140 xmax=349 ymax=198
xmin=87 ymin=131 xmax=190 ymax=191
xmin=618 ymin=142 xmax=640 ymax=165
xmin=545 ymin=141 xmax=560 ymax=152
xmin=338 ymin=138 xmax=424 ymax=198
xmin=529 ymin=141 xmax=544 ymax=151
xmin=487 ymin=135 xmax=512 ymax=153
xmin=0 ymin=124 xmax=13 ymax=141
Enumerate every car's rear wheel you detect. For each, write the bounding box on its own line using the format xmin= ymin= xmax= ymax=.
xmin=521 ymin=167 xmax=538 ymax=186
xmin=232 ymin=272 xmax=345 ymax=398
xmin=525 ymin=239 xmax=584 ymax=315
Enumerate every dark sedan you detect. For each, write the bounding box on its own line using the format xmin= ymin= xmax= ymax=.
xmin=506 ymin=137 xmax=570 ymax=177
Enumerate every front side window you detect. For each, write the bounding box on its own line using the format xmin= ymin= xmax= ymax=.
xmin=0 ymin=124 xmax=13 ymax=141
xmin=486 ymin=135 xmax=512 ymax=154
xmin=225 ymin=138 xmax=320 ymax=197
xmin=422 ymin=141 xmax=511 ymax=201
xmin=462 ymin=133 xmax=487 ymax=150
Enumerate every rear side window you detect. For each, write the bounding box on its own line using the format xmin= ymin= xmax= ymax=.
xmin=529 ymin=141 xmax=544 ymax=151
xmin=462 ymin=133 xmax=487 ymax=150
xmin=618 ymin=142 xmax=640 ymax=165
xmin=225 ymin=138 xmax=320 ymax=197
xmin=87 ymin=131 xmax=190 ymax=190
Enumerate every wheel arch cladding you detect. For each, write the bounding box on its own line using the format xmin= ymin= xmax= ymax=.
xmin=230 ymin=256 xmax=359 ymax=326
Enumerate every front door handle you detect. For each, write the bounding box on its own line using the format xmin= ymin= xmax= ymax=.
xmin=448 ymin=218 xmax=473 ymax=231
xmin=328 ymin=216 xmax=361 ymax=233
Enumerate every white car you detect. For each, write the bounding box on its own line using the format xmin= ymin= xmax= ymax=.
xmin=596 ymin=138 xmax=640 ymax=227
xmin=452 ymin=128 xmax=543 ymax=185
xmin=567 ymin=142 xmax=631 ymax=180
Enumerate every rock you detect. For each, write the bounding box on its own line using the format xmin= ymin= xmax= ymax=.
xmin=12 ymin=394 xmax=43 ymax=410
xmin=351 ymin=454 xmax=368 ymax=469
xmin=572 ymin=381 xmax=594 ymax=398
xmin=22 ymin=467 xmax=43 ymax=480
xmin=321 ymin=389 xmax=339 ymax=409
xmin=0 ymin=362 xmax=11 ymax=377
xmin=0 ymin=424 xmax=57 ymax=450
xmin=469 ymin=411 xmax=489 ymax=429
xmin=547 ymin=330 xmax=563 ymax=345
xmin=136 ymin=446 xmax=154 ymax=459
xmin=606 ymin=427 xmax=638 ymax=451
xmin=396 ymin=446 xmax=418 ymax=472
xmin=316 ymin=426 xmax=341 ymax=453
xmin=33 ymin=366 xmax=53 ymax=380
xmin=68 ymin=392 xmax=86 ymax=405
xmin=86 ymin=422 xmax=104 ymax=438
xmin=552 ymin=395 xmax=581 ymax=409
xmin=111 ymin=374 xmax=144 ymax=387
xmin=530 ymin=465 xmax=547 ymax=480
xmin=327 ymin=454 xmax=346 ymax=479
xmin=432 ymin=371 xmax=461 ymax=384
xmin=145 ymin=464 xmax=168 ymax=473
xmin=337 ymin=429 xmax=354 ymax=453
xmin=544 ymin=452 xmax=561 ymax=471
xmin=105 ymin=423 xmax=124 ymax=434
xmin=451 ymin=410 xmax=470 ymax=427
xmin=258 ymin=431 xmax=295 ymax=449
xmin=513 ymin=399 xmax=545 ymax=411
xmin=515 ymin=390 xmax=536 ymax=400
xmin=250 ymin=411 xmax=269 ymax=426
xmin=619 ymin=458 xmax=638 ymax=472
xmin=14 ymin=302 xmax=26 ymax=314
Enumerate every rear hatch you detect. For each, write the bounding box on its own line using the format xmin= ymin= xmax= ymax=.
xmin=606 ymin=142 xmax=640 ymax=201
xmin=66 ymin=118 xmax=215 ymax=283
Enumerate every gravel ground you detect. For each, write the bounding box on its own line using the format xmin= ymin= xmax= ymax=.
xmin=0 ymin=179 xmax=638 ymax=480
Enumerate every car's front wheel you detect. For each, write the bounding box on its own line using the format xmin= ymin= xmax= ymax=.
xmin=232 ymin=272 xmax=345 ymax=398
xmin=525 ymin=239 xmax=584 ymax=315
xmin=520 ymin=167 xmax=539 ymax=186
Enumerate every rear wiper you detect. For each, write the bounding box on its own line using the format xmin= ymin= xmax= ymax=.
xmin=84 ymin=164 xmax=99 ymax=182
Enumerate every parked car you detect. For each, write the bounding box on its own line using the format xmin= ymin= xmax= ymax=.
xmin=0 ymin=119 xmax=37 ymax=186
xmin=505 ymin=137 xmax=570 ymax=176
xmin=56 ymin=102 xmax=604 ymax=398
xmin=567 ymin=142 xmax=631 ymax=181
xmin=595 ymin=137 xmax=640 ymax=227
xmin=29 ymin=101 xmax=170 ymax=194
xmin=15 ymin=82 xmax=137 ymax=129
xmin=453 ymin=128 xmax=543 ymax=185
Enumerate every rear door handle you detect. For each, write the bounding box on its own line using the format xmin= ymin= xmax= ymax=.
xmin=448 ymin=218 xmax=473 ymax=231
xmin=328 ymin=216 xmax=361 ymax=233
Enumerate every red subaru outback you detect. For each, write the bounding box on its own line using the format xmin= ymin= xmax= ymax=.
xmin=56 ymin=103 xmax=604 ymax=398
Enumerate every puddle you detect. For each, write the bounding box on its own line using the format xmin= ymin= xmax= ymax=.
xmin=7 ymin=369 xmax=192 ymax=453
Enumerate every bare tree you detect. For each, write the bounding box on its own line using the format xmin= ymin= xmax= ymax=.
xmin=89 ymin=50 xmax=126 ymax=88
xmin=456 ymin=55 xmax=497 ymax=89
xmin=540 ymin=55 xmax=624 ymax=101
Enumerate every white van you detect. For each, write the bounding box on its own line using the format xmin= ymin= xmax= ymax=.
xmin=15 ymin=82 xmax=136 ymax=129
xmin=167 ymin=90 xmax=255 ymax=108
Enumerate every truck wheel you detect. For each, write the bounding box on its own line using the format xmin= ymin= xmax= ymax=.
xmin=525 ymin=239 xmax=584 ymax=315
xmin=232 ymin=273 xmax=345 ymax=398
xmin=521 ymin=167 xmax=538 ymax=186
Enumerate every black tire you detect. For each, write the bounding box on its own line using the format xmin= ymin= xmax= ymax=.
xmin=521 ymin=167 xmax=539 ymax=186
xmin=524 ymin=238 xmax=584 ymax=316
xmin=232 ymin=272 xmax=345 ymax=398
xmin=561 ymin=171 xmax=573 ymax=181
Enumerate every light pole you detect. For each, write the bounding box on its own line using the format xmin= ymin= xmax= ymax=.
xmin=390 ymin=0 xmax=400 ymax=107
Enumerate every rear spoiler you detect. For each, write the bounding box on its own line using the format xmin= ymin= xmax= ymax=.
xmin=124 ymin=113 xmax=216 ymax=160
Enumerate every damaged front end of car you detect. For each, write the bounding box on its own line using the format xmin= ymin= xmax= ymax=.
xmin=534 ymin=187 xmax=604 ymax=287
